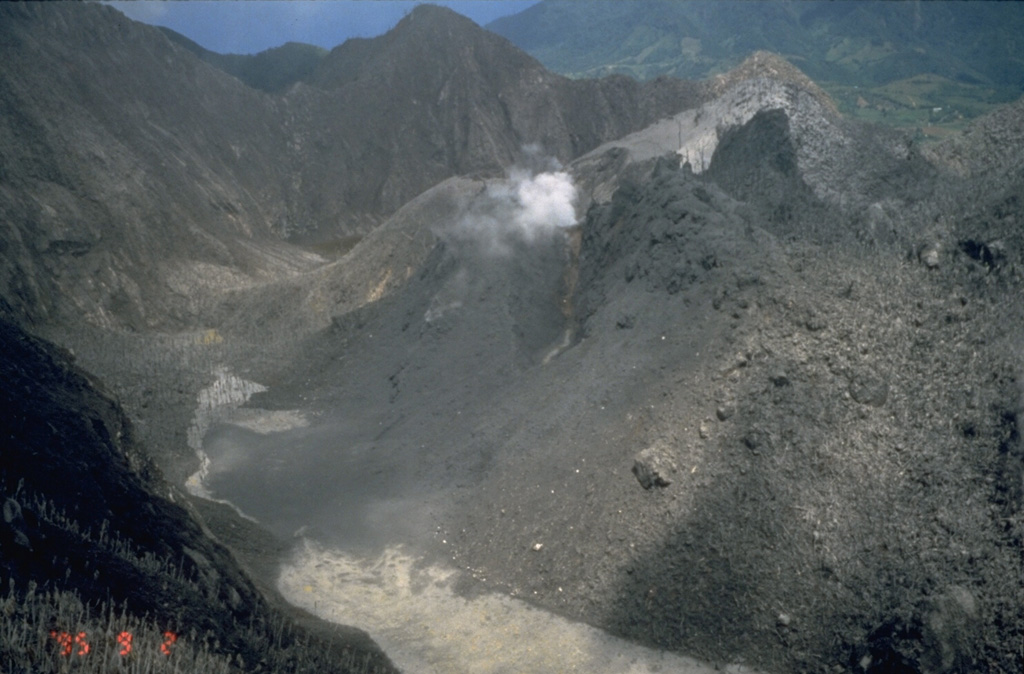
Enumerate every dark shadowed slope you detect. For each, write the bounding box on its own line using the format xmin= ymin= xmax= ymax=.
xmin=0 ymin=315 xmax=397 ymax=673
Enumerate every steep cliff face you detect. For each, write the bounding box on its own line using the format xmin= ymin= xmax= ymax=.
xmin=0 ymin=2 xmax=318 ymax=330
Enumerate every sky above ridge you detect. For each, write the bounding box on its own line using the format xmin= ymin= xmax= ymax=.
xmin=104 ymin=1 xmax=540 ymax=55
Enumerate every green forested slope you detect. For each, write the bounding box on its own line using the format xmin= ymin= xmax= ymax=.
xmin=489 ymin=0 xmax=1024 ymax=136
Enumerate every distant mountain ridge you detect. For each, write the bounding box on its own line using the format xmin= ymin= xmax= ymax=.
xmin=488 ymin=0 xmax=1024 ymax=134
xmin=489 ymin=0 xmax=1024 ymax=87
xmin=288 ymin=5 xmax=708 ymax=233
xmin=158 ymin=28 xmax=327 ymax=94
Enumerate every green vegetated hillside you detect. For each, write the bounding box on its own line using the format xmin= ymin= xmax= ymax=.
xmin=488 ymin=0 xmax=1024 ymax=137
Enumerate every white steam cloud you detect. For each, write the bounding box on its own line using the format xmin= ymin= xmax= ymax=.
xmin=449 ymin=154 xmax=578 ymax=255
xmin=507 ymin=168 xmax=578 ymax=236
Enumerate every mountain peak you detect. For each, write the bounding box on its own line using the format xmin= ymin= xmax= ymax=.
xmin=394 ymin=3 xmax=481 ymax=32
xmin=711 ymin=51 xmax=838 ymax=115
xmin=308 ymin=2 xmax=542 ymax=92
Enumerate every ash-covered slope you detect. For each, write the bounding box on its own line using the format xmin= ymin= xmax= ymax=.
xmin=438 ymin=98 xmax=1024 ymax=674
xmin=0 ymin=315 xmax=396 ymax=673
xmin=0 ymin=2 xmax=319 ymax=330
xmin=206 ymin=63 xmax=1024 ymax=673
xmin=5 ymin=3 xmax=1022 ymax=671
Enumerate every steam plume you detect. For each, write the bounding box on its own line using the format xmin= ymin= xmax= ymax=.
xmin=449 ymin=152 xmax=578 ymax=255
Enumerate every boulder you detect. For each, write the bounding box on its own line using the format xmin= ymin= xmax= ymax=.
xmin=632 ymin=442 xmax=678 ymax=489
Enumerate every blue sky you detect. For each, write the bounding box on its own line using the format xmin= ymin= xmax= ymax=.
xmin=104 ymin=1 xmax=539 ymax=55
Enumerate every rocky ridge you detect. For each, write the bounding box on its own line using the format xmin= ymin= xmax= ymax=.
xmin=438 ymin=99 xmax=1023 ymax=673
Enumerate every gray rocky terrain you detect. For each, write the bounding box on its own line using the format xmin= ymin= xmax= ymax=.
xmin=1 ymin=3 xmax=1022 ymax=674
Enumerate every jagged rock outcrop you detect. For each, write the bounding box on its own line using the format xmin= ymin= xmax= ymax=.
xmin=573 ymin=51 xmax=938 ymax=224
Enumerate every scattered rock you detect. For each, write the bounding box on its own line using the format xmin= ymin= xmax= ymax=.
xmin=716 ymin=403 xmax=736 ymax=421
xmin=2 ymin=497 xmax=31 ymax=550
xmin=849 ymin=371 xmax=889 ymax=407
xmin=2 ymin=497 xmax=23 ymax=525
xmin=531 ymin=542 xmax=544 ymax=552
xmin=743 ymin=429 xmax=768 ymax=453
xmin=921 ymin=585 xmax=979 ymax=674
xmin=632 ymin=442 xmax=678 ymax=489
xmin=959 ymin=239 xmax=1003 ymax=269
xmin=805 ymin=309 xmax=827 ymax=331
xmin=226 ymin=585 xmax=243 ymax=611
xmin=922 ymin=247 xmax=941 ymax=268
xmin=183 ymin=546 xmax=221 ymax=592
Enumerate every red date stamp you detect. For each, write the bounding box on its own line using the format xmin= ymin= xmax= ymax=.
xmin=49 ymin=629 xmax=178 ymax=657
